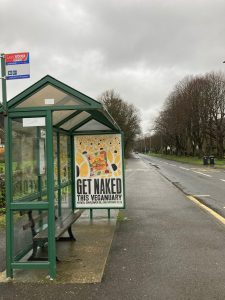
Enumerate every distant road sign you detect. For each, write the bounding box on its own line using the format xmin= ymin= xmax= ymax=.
xmin=5 ymin=52 xmax=30 ymax=80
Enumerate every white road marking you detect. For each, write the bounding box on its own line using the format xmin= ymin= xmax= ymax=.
xmin=193 ymin=195 xmax=210 ymax=197
xmin=192 ymin=171 xmax=212 ymax=177
xmin=169 ymin=164 xmax=176 ymax=167
xmin=179 ymin=167 xmax=190 ymax=171
xmin=126 ymin=169 xmax=149 ymax=172
xmin=220 ymin=179 xmax=225 ymax=182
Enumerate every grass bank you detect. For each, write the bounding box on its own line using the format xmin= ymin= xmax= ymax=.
xmin=147 ymin=152 xmax=225 ymax=168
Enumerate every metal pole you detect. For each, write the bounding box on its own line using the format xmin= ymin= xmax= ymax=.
xmin=57 ymin=132 xmax=62 ymax=217
xmin=2 ymin=54 xmax=12 ymax=277
xmin=46 ymin=111 xmax=56 ymax=279
xmin=90 ymin=208 xmax=93 ymax=219
xmin=70 ymin=134 xmax=75 ymax=211
xmin=1 ymin=53 xmax=7 ymax=112
xmin=5 ymin=116 xmax=13 ymax=278
xmin=150 ymin=135 xmax=151 ymax=153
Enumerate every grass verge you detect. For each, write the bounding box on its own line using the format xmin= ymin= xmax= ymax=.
xmin=147 ymin=152 xmax=225 ymax=168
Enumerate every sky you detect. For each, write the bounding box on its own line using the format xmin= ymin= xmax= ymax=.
xmin=1 ymin=0 xmax=225 ymax=133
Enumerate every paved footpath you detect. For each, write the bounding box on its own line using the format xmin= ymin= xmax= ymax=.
xmin=2 ymin=156 xmax=225 ymax=299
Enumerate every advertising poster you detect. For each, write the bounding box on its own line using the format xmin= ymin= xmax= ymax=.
xmin=75 ymin=134 xmax=125 ymax=208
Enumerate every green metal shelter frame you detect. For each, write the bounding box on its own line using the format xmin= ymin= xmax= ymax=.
xmin=1 ymin=75 xmax=124 ymax=279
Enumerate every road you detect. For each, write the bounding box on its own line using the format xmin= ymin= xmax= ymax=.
xmin=2 ymin=155 xmax=225 ymax=299
xmin=139 ymin=153 xmax=225 ymax=217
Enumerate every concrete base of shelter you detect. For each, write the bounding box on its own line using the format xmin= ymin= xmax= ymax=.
xmin=0 ymin=209 xmax=118 ymax=284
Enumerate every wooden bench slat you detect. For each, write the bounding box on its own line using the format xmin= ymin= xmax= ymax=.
xmin=33 ymin=210 xmax=84 ymax=241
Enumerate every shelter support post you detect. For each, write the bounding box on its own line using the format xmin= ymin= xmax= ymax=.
xmin=57 ymin=132 xmax=62 ymax=217
xmin=5 ymin=116 xmax=13 ymax=278
xmin=46 ymin=111 xmax=56 ymax=279
xmin=70 ymin=135 xmax=75 ymax=211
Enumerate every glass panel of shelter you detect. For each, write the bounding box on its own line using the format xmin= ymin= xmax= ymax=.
xmin=12 ymin=118 xmax=47 ymax=201
xmin=10 ymin=116 xmax=73 ymax=263
xmin=13 ymin=210 xmax=49 ymax=262
xmin=11 ymin=117 xmax=50 ymax=262
xmin=59 ymin=134 xmax=72 ymax=219
xmin=60 ymin=111 xmax=91 ymax=131
xmin=52 ymin=110 xmax=77 ymax=126
xmin=15 ymin=85 xmax=86 ymax=108
xmin=76 ymin=119 xmax=112 ymax=131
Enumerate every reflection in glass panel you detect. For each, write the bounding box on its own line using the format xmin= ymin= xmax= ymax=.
xmin=53 ymin=132 xmax=58 ymax=187
xmin=40 ymin=129 xmax=47 ymax=191
xmin=13 ymin=210 xmax=48 ymax=259
xmin=54 ymin=190 xmax=59 ymax=217
xmin=61 ymin=185 xmax=72 ymax=219
xmin=0 ymin=140 xmax=4 ymax=174
xmin=52 ymin=110 xmax=76 ymax=125
xmin=16 ymin=85 xmax=84 ymax=108
xmin=61 ymin=111 xmax=91 ymax=130
xmin=60 ymin=135 xmax=71 ymax=183
xmin=12 ymin=119 xmax=46 ymax=200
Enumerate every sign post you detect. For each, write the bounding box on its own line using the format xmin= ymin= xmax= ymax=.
xmin=1 ymin=52 xmax=30 ymax=113
xmin=0 ymin=54 xmax=7 ymax=112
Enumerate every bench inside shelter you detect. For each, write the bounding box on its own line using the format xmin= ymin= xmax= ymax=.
xmin=23 ymin=209 xmax=84 ymax=261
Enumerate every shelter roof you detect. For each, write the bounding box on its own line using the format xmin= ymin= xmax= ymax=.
xmin=6 ymin=75 xmax=120 ymax=133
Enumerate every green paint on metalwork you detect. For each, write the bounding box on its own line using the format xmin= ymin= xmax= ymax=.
xmin=12 ymin=262 xmax=50 ymax=269
xmin=57 ymin=132 xmax=62 ymax=217
xmin=5 ymin=117 xmax=13 ymax=278
xmin=121 ymin=132 xmax=126 ymax=209
xmin=46 ymin=111 xmax=56 ymax=279
xmin=70 ymin=135 xmax=75 ymax=211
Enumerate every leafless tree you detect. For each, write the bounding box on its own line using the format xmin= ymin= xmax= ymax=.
xmin=99 ymin=90 xmax=141 ymax=157
xmin=151 ymin=72 xmax=225 ymax=158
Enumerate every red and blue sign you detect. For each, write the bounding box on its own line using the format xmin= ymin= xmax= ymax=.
xmin=5 ymin=52 xmax=30 ymax=80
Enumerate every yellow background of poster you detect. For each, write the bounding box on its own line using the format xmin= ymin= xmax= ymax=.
xmin=75 ymin=134 xmax=122 ymax=179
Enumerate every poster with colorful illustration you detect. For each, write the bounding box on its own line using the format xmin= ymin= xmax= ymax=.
xmin=75 ymin=134 xmax=125 ymax=208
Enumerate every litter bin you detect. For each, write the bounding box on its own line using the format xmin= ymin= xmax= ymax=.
xmin=209 ymin=155 xmax=215 ymax=165
xmin=203 ymin=156 xmax=209 ymax=165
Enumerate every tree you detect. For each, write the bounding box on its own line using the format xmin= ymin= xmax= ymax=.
xmin=205 ymin=72 xmax=225 ymax=158
xmin=152 ymin=71 xmax=225 ymax=158
xmin=98 ymin=90 xmax=141 ymax=157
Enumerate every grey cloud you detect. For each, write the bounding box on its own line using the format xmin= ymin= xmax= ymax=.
xmin=1 ymin=0 xmax=225 ymax=133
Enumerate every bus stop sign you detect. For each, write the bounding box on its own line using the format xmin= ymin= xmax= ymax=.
xmin=5 ymin=52 xmax=30 ymax=80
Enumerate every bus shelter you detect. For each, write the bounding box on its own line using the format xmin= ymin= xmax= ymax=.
xmin=1 ymin=75 xmax=125 ymax=279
